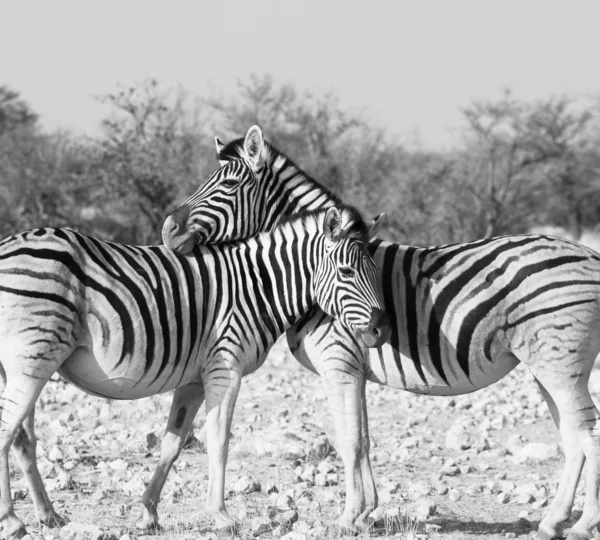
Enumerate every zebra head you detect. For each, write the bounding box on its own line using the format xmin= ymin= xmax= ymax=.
xmin=315 ymin=206 xmax=390 ymax=348
xmin=162 ymin=125 xmax=272 ymax=253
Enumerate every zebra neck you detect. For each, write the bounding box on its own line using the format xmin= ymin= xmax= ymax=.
xmin=263 ymin=154 xmax=340 ymax=228
xmin=227 ymin=221 xmax=319 ymax=341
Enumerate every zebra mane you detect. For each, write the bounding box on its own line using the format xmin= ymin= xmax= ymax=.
xmin=277 ymin=204 xmax=370 ymax=244
xmin=218 ymin=136 xmax=343 ymax=207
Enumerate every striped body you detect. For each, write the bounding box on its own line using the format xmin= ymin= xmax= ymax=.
xmin=0 ymin=228 xmax=290 ymax=400
xmin=0 ymin=208 xmax=388 ymax=537
xmin=162 ymin=126 xmax=600 ymax=538
xmin=292 ymin=235 xmax=600 ymax=395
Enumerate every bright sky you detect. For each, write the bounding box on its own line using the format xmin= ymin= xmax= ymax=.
xmin=2 ymin=0 xmax=599 ymax=150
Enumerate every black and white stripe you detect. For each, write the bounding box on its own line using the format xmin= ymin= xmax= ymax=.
xmin=0 ymin=207 xmax=387 ymax=536
xmin=164 ymin=125 xmax=600 ymax=538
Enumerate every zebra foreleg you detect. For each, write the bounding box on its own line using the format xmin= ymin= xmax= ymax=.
xmin=321 ymin=365 xmax=373 ymax=534
xmin=137 ymin=383 xmax=205 ymax=531
xmin=11 ymin=410 xmax=66 ymax=528
xmin=204 ymin=366 xmax=242 ymax=534
xmin=532 ymin=366 xmax=600 ymax=540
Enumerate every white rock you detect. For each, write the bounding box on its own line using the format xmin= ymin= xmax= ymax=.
xmin=251 ymin=516 xmax=273 ymax=535
xmin=514 ymin=482 xmax=538 ymax=496
xmin=448 ymin=488 xmax=461 ymax=501
xmin=517 ymin=443 xmax=561 ymax=462
xmin=413 ymin=498 xmax=437 ymax=519
xmin=314 ymin=473 xmax=328 ymax=487
xmin=46 ymin=470 xmax=72 ymax=491
xmin=233 ymin=475 xmax=261 ymax=494
xmin=317 ymin=460 xmax=335 ymax=475
xmin=279 ymin=509 xmax=298 ymax=526
xmin=516 ymin=492 xmax=535 ymax=504
xmin=280 ymin=444 xmax=305 ymax=461
xmin=445 ymin=423 xmax=473 ymax=451
xmin=109 ymin=458 xmax=129 ymax=471
xmin=436 ymin=484 xmax=449 ymax=495
xmin=121 ymin=476 xmax=146 ymax=495
xmin=369 ymin=507 xmax=385 ymax=521
xmin=408 ymin=481 xmax=430 ymax=497
xmin=497 ymin=492 xmax=510 ymax=504
xmin=60 ymin=522 xmax=105 ymax=540
xmin=47 ymin=446 xmax=65 ymax=462
xmin=300 ymin=466 xmax=317 ymax=482
xmin=275 ymin=494 xmax=293 ymax=509
xmin=281 ymin=532 xmax=306 ymax=540
xmin=499 ymin=481 xmax=516 ymax=493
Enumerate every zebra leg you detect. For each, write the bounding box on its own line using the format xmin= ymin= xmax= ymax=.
xmin=532 ymin=367 xmax=600 ymax=540
xmin=137 ymin=382 xmax=205 ymax=531
xmin=535 ymin=379 xmax=585 ymax=540
xmin=204 ymin=366 xmax=242 ymax=534
xmin=0 ymin=376 xmax=50 ymax=538
xmin=318 ymin=351 xmax=374 ymax=534
xmin=11 ymin=410 xmax=66 ymax=528
xmin=356 ymin=387 xmax=377 ymax=530
xmin=288 ymin=318 xmax=375 ymax=533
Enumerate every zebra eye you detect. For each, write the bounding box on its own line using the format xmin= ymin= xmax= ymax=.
xmin=338 ymin=266 xmax=355 ymax=279
xmin=221 ymin=179 xmax=239 ymax=190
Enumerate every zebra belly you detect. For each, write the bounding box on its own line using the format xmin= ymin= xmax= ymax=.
xmin=58 ymin=345 xmax=187 ymax=400
xmin=366 ymin=346 xmax=519 ymax=395
xmin=290 ymin=320 xmax=519 ymax=396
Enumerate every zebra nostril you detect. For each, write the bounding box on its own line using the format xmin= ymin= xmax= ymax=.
xmin=166 ymin=218 xmax=179 ymax=234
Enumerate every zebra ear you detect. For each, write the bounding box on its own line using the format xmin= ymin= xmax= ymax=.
xmin=244 ymin=125 xmax=266 ymax=170
xmin=215 ymin=137 xmax=228 ymax=167
xmin=367 ymin=213 xmax=386 ymax=240
xmin=324 ymin=207 xmax=343 ymax=243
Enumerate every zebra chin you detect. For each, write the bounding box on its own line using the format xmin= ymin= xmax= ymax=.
xmin=349 ymin=308 xmax=392 ymax=348
xmin=162 ymin=232 xmax=198 ymax=254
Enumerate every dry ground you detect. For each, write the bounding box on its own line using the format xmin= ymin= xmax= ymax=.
xmin=10 ymin=338 xmax=600 ymax=540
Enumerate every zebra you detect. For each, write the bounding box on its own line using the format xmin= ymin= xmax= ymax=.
xmin=0 ymin=205 xmax=390 ymax=537
xmin=162 ymin=125 xmax=600 ymax=540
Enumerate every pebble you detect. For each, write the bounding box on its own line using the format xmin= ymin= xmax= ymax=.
xmin=516 ymin=443 xmax=561 ymax=462
xmin=445 ymin=423 xmax=473 ymax=451
xmin=47 ymin=446 xmax=65 ymax=462
xmin=252 ymin=516 xmax=274 ymax=535
xmin=448 ymin=488 xmax=461 ymax=501
xmin=497 ymin=492 xmax=511 ymax=504
xmin=413 ymin=497 xmax=437 ymax=519
xmin=233 ymin=475 xmax=261 ymax=494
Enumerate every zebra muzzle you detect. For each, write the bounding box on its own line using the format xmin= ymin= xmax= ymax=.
xmin=362 ymin=308 xmax=392 ymax=348
xmin=163 ymin=205 xmax=194 ymax=253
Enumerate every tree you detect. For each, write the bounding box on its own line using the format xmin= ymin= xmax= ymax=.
xmin=95 ymin=79 xmax=214 ymax=243
xmin=520 ymin=97 xmax=595 ymax=239
xmin=207 ymin=74 xmax=365 ymax=195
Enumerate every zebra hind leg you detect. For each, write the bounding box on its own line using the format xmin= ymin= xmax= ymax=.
xmin=532 ymin=366 xmax=600 ymax=540
xmin=0 ymin=374 xmax=54 ymax=538
xmin=534 ymin=379 xmax=585 ymax=539
xmin=136 ymin=383 xmax=205 ymax=531
xmin=12 ymin=410 xmax=67 ymax=528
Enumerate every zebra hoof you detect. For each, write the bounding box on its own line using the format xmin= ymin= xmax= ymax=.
xmin=39 ymin=512 xmax=68 ymax=528
xmin=135 ymin=513 xmax=161 ymax=532
xmin=1 ymin=523 xmax=27 ymax=540
xmin=214 ymin=523 xmax=239 ymax=537
xmin=337 ymin=525 xmax=359 ymax=537
xmin=536 ymin=525 xmax=559 ymax=540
